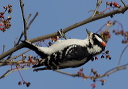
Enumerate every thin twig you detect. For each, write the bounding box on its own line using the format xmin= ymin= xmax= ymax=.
xmin=26 ymin=14 xmax=32 ymax=23
xmin=97 ymin=63 xmax=128 ymax=79
xmin=7 ymin=49 xmax=30 ymax=61
xmin=54 ymin=63 xmax=128 ymax=79
xmin=118 ymin=44 xmax=128 ymax=66
xmin=2 ymin=45 xmax=6 ymax=54
xmin=96 ymin=20 xmax=116 ymax=33
xmin=54 ymin=70 xmax=79 ymax=77
xmin=120 ymin=0 xmax=127 ymax=7
xmin=27 ymin=12 xmax=38 ymax=30
xmin=0 ymin=67 xmax=32 ymax=79
xmin=15 ymin=32 xmax=23 ymax=46
xmin=20 ymin=0 xmax=27 ymax=40
xmin=92 ymin=0 xmax=104 ymax=17
xmin=15 ymin=12 xmax=38 ymax=45
xmin=0 ymin=60 xmax=37 ymax=66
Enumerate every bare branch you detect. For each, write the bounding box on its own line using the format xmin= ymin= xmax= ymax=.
xmin=54 ymin=70 xmax=79 ymax=77
xmin=26 ymin=12 xmax=38 ymax=30
xmin=121 ymin=0 xmax=127 ymax=7
xmin=0 ymin=67 xmax=32 ymax=79
xmin=2 ymin=45 xmax=6 ymax=54
xmin=0 ymin=70 xmax=11 ymax=79
xmin=7 ymin=49 xmax=30 ymax=61
xmin=0 ymin=60 xmax=37 ymax=66
xmin=118 ymin=44 xmax=128 ymax=66
xmin=26 ymin=14 xmax=32 ymax=23
xmin=15 ymin=12 xmax=38 ymax=46
xmin=96 ymin=63 xmax=128 ymax=79
xmin=92 ymin=0 xmax=104 ymax=17
xmin=96 ymin=20 xmax=116 ymax=33
xmin=54 ymin=63 xmax=128 ymax=80
xmin=20 ymin=0 xmax=27 ymax=40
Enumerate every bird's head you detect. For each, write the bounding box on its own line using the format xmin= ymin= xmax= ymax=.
xmin=86 ymin=29 xmax=106 ymax=48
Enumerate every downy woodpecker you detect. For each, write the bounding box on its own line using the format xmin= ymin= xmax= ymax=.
xmin=23 ymin=30 xmax=106 ymax=71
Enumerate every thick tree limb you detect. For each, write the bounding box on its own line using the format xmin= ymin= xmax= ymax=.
xmin=0 ymin=6 xmax=128 ymax=60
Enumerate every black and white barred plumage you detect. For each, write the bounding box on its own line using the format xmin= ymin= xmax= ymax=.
xmin=23 ymin=30 xmax=106 ymax=71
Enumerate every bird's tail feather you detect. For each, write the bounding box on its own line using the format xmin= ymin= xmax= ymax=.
xmin=22 ymin=41 xmax=48 ymax=58
xmin=22 ymin=41 xmax=38 ymax=51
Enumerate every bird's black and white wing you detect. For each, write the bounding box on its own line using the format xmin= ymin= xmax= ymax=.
xmin=33 ymin=44 xmax=92 ymax=70
xmin=23 ymin=41 xmax=48 ymax=58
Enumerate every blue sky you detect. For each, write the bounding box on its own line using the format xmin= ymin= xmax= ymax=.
xmin=0 ymin=0 xmax=128 ymax=89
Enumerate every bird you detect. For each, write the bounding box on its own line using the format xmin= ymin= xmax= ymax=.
xmin=23 ymin=29 xmax=106 ymax=71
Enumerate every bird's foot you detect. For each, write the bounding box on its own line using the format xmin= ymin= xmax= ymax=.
xmin=58 ymin=29 xmax=66 ymax=39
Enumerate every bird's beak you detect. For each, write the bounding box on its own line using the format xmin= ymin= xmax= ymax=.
xmin=101 ymin=41 xmax=106 ymax=47
xmin=86 ymin=29 xmax=91 ymax=35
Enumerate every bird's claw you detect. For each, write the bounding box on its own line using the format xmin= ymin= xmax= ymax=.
xmin=58 ymin=29 xmax=66 ymax=39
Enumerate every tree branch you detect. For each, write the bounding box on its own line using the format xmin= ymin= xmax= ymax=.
xmin=7 ymin=49 xmax=30 ymax=61
xmin=20 ymin=0 xmax=27 ymax=40
xmin=0 ymin=60 xmax=37 ymax=66
xmin=26 ymin=12 xmax=38 ymax=30
xmin=54 ymin=70 xmax=79 ymax=77
xmin=16 ymin=12 xmax=38 ymax=46
xmin=97 ymin=64 xmax=127 ymax=79
xmin=53 ymin=63 xmax=128 ymax=80
xmin=118 ymin=44 xmax=128 ymax=66
xmin=91 ymin=0 xmax=104 ymax=17
xmin=121 ymin=0 xmax=127 ymax=7
xmin=0 ymin=67 xmax=32 ymax=79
